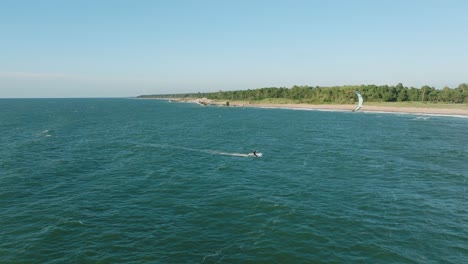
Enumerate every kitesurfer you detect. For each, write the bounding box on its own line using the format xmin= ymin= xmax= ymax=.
xmin=253 ymin=150 xmax=258 ymax=157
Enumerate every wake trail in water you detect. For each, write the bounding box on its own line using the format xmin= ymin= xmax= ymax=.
xmin=138 ymin=143 xmax=253 ymax=158
xmin=208 ymin=151 xmax=251 ymax=157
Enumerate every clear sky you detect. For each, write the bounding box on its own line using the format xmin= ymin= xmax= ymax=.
xmin=1 ymin=0 xmax=467 ymax=98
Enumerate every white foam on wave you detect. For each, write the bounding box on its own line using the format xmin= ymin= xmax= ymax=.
xmin=65 ymin=220 xmax=84 ymax=225
xmin=35 ymin=129 xmax=52 ymax=137
xmin=414 ymin=116 xmax=430 ymax=120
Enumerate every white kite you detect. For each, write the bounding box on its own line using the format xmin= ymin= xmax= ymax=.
xmin=353 ymin=91 xmax=363 ymax=112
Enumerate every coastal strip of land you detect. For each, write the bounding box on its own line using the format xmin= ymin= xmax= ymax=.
xmin=244 ymin=103 xmax=468 ymax=117
xmin=151 ymin=97 xmax=468 ymax=117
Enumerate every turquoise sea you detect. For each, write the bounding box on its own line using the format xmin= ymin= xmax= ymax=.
xmin=1 ymin=98 xmax=467 ymax=263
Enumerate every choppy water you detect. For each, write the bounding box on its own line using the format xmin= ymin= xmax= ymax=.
xmin=1 ymin=98 xmax=467 ymax=263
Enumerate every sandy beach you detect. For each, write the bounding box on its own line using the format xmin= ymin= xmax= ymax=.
xmin=158 ymin=98 xmax=468 ymax=117
xmin=229 ymin=102 xmax=468 ymax=117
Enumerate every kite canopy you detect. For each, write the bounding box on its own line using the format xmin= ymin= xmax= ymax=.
xmin=353 ymin=91 xmax=363 ymax=112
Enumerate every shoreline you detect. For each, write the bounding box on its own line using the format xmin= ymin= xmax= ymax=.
xmin=148 ymin=97 xmax=468 ymax=117
xmin=232 ymin=102 xmax=468 ymax=117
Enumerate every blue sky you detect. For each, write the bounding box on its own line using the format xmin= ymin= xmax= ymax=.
xmin=1 ymin=0 xmax=467 ymax=98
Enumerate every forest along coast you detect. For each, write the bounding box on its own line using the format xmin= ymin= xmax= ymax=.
xmin=138 ymin=83 xmax=468 ymax=117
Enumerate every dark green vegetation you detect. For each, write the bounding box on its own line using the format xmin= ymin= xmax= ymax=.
xmin=139 ymin=83 xmax=468 ymax=104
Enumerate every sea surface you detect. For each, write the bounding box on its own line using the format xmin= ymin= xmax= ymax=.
xmin=1 ymin=98 xmax=467 ymax=263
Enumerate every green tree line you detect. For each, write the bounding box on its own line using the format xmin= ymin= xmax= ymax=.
xmin=139 ymin=83 xmax=468 ymax=104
